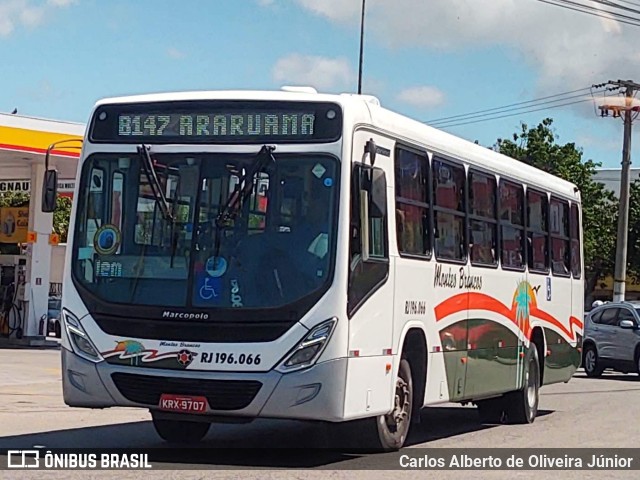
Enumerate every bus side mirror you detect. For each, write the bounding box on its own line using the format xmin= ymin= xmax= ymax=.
xmin=365 ymin=139 xmax=377 ymax=166
xmin=42 ymin=169 xmax=58 ymax=213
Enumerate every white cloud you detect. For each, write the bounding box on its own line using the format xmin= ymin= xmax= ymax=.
xmin=397 ymin=86 xmax=445 ymax=109
xmin=20 ymin=5 xmax=46 ymax=27
xmin=0 ymin=0 xmax=75 ymax=37
xmin=576 ymin=133 xmax=621 ymax=152
xmin=47 ymin=0 xmax=76 ymax=6
xmin=24 ymin=78 xmax=66 ymax=101
xmin=166 ymin=47 xmax=185 ymax=60
xmin=272 ymin=54 xmax=355 ymax=91
xmin=295 ymin=0 xmax=361 ymax=22
xmin=295 ymin=0 xmax=640 ymax=98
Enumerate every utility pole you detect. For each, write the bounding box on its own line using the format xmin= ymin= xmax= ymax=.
xmin=599 ymin=80 xmax=640 ymax=302
xmin=357 ymin=0 xmax=366 ymax=94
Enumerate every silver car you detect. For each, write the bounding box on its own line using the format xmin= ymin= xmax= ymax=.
xmin=583 ymin=301 xmax=640 ymax=377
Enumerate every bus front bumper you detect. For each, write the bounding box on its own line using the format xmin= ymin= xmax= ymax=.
xmin=61 ymin=346 xmax=348 ymax=422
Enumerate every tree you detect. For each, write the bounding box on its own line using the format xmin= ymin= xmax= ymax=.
xmin=0 ymin=191 xmax=29 ymax=208
xmin=0 ymin=191 xmax=73 ymax=243
xmin=495 ymin=118 xmax=618 ymax=305
xmin=625 ymin=180 xmax=640 ymax=284
xmin=52 ymin=196 xmax=72 ymax=242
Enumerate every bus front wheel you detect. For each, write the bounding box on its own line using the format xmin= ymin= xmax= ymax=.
xmin=332 ymin=358 xmax=414 ymax=451
xmin=376 ymin=358 xmax=414 ymax=450
xmin=151 ymin=414 xmax=210 ymax=444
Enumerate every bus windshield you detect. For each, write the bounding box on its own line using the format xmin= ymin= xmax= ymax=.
xmin=71 ymin=150 xmax=339 ymax=311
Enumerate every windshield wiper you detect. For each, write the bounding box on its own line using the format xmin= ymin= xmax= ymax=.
xmin=211 ymin=145 xmax=276 ymax=262
xmin=215 ymin=145 xmax=276 ymax=228
xmin=137 ymin=144 xmax=174 ymax=222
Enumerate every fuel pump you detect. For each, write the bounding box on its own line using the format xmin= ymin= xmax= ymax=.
xmin=0 ymin=255 xmax=27 ymax=338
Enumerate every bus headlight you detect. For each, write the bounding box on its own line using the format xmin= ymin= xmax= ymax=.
xmin=277 ymin=318 xmax=337 ymax=373
xmin=62 ymin=309 xmax=103 ymax=363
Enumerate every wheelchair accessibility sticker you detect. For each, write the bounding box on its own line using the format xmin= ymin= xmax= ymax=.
xmin=196 ymin=273 xmax=222 ymax=303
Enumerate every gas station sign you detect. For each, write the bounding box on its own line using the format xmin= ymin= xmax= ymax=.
xmin=0 ymin=206 xmax=29 ymax=243
xmin=0 ymin=179 xmax=76 ymax=197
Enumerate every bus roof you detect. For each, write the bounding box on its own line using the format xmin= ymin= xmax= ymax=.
xmin=366 ymin=101 xmax=579 ymax=200
xmin=93 ymin=89 xmax=580 ymax=200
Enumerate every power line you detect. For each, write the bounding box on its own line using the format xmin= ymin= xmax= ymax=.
xmin=425 ymin=86 xmax=597 ymax=124
xmin=542 ymin=0 xmax=640 ymax=21
xmin=429 ymin=98 xmax=595 ymax=129
xmin=614 ymin=0 xmax=640 ymax=7
xmin=535 ymin=0 xmax=640 ymax=26
xmin=429 ymin=91 xmax=601 ymax=127
xmin=591 ymin=0 xmax=640 ymax=15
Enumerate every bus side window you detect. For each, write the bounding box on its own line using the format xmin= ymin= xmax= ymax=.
xmin=570 ymin=203 xmax=581 ymax=278
xmin=348 ymin=163 xmax=389 ymax=316
xmin=433 ymin=158 xmax=466 ymax=262
xmin=526 ymin=189 xmax=549 ymax=273
xmin=550 ymin=197 xmax=570 ymax=276
xmin=469 ymin=170 xmax=497 ymax=267
xmin=499 ymin=180 xmax=525 ymax=270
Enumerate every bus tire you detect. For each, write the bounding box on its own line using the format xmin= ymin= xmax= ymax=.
xmin=505 ymin=346 xmax=540 ymax=424
xmin=374 ymin=357 xmax=413 ymax=450
xmin=151 ymin=415 xmax=210 ymax=444
xmin=476 ymin=397 xmax=507 ymax=424
xmin=331 ymin=358 xmax=413 ymax=451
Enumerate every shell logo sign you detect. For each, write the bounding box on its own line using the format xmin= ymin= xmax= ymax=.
xmin=0 ymin=206 xmax=29 ymax=243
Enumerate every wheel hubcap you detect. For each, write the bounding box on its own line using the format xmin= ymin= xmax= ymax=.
xmin=385 ymin=375 xmax=410 ymax=434
xmin=585 ymin=350 xmax=595 ymax=372
xmin=527 ymin=359 xmax=537 ymax=407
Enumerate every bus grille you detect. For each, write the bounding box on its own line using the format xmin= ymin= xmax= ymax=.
xmin=111 ymin=373 xmax=262 ymax=410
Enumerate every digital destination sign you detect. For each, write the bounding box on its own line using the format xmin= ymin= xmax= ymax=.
xmin=90 ymin=101 xmax=342 ymax=144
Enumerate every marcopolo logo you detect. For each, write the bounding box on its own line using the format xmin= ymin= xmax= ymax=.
xmin=162 ymin=311 xmax=209 ymax=320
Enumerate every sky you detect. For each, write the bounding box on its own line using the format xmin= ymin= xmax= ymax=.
xmin=1 ymin=0 xmax=639 ymax=169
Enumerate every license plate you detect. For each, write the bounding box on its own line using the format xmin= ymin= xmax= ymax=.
xmin=159 ymin=394 xmax=208 ymax=413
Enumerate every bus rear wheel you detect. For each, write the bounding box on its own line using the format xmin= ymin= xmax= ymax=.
xmin=505 ymin=346 xmax=540 ymax=424
xmin=151 ymin=414 xmax=210 ymax=444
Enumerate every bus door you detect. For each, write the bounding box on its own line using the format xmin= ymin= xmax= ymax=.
xmin=344 ymin=130 xmax=395 ymax=418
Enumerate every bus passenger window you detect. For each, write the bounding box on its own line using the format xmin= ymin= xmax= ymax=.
xmin=570 ymin=203 xmax=581 ymax=278
xmin=550 ymin=198 xmax=570 ymax=276
xmin=394 ymin=147 xmax=430 ymax=257
xmin=526 ymin=190 xmax=549 ymax=273
xmin=499 ymin=181 xmax=525 ymax=270
xmin=433 ymin=158 xmax=466 ymax=262
xmin=469 ymin=171 xmax=497 ymax=266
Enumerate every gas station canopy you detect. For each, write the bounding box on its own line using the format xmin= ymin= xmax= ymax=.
xmin=0 ymin=112 xmax=85 ymax=345
xmin=0 ymin=112 xmax=85 ymax=193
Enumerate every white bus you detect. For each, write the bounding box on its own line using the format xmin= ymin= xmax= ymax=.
xmin=50 ymin=88 xmax=583 ymax=451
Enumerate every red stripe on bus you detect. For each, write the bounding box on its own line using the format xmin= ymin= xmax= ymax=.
xmin=434 ymin=292 xmax=582 ymax=343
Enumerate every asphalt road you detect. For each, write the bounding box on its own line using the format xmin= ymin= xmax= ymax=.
xmin=1 ymin=347 xmax=640 ymax=479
